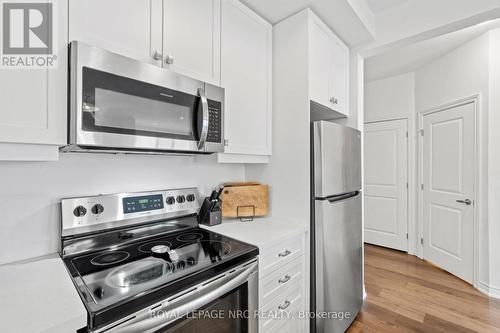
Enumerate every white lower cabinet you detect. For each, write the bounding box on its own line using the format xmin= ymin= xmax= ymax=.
xmin=258 ymin=233 xmax=307 ymax=333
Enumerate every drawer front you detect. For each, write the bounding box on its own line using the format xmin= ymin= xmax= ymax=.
xmin=260 ymin=257 xmax=304 ymax=306
xmin=259 ymin=280 xmax=304 ymax=332
xmin=260 ymin=235 xmax=304 ymax=277
xmin=272 ymin=317 xmax=305 ymax=333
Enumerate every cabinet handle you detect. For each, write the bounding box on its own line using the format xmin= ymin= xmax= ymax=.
xmin=165 ymin=54 xmax=174 ymax=65
xmin=279 ymin=275 xmax=291 ymax=284
xmin=278 ymin=300 xmax=291 ymax=310
xmin=152 ymin=50 xmax=163 ymax=61
xmin=330 ymin=97 xmax=338 ymax=104
xmin=278 ymin=250 xmax=291 ymax=258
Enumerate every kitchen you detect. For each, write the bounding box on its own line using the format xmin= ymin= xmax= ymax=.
xmin=1 ymin=0 xmax=500 ymax=333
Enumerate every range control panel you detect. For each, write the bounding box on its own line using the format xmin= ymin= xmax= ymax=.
xmin=123 ymin=194 xmax=164 ymax=214
xmin=61 ymin=188 xmax=199 ymax=237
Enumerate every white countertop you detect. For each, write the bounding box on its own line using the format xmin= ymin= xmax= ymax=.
xmin=0 ymin=254 xmax=87 ymax=333
xmin=200 ymin=216 xmax=308 ymax=247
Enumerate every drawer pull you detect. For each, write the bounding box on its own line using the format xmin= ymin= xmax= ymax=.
xmin=278 ymin=300 xmax=291 ymax=310
xmin=278 ymin=250 xmax=291 ymax=258
xmin=279 ymin=275 xmax=291 ymax=284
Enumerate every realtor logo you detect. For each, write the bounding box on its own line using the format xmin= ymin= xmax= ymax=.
xmin=1 ymin=0 xmax=57 ymax=68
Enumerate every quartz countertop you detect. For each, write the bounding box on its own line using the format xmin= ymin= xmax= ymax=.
xmin=0 ymin=254 xmax=87 ymax=333
xmin=200 ymin=216 xmax=308 ymax=247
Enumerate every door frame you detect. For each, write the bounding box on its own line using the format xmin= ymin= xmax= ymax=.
xmin=417 ymin=95 xmax=480 ymax=287
xmin=364 ymin=117 xmax=410 ymax=252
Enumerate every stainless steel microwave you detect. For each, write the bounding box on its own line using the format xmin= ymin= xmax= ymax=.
xmin=63 ymin=41 xmax=224 ymax=155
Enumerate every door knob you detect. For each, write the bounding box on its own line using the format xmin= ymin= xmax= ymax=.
xmin=330 ymin=97 xmax=338 ymax=104
xmin=456 ymin=199 xmax=472 ymax=205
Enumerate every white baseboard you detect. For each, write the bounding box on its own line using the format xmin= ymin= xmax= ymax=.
xmin=477 ymin=281 xmax=500 ymax=299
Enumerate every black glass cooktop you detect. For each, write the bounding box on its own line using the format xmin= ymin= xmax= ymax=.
xmin=64 ymin=227 xmax=258 ymax=330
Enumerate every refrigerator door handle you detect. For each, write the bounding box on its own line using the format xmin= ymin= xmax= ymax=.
xmin=325 ymin=191 xmax=360 ymax=203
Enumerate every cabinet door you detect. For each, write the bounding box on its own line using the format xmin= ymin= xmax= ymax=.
xmin=330 ymin=39 xmax=349 ymax=116
xmin=220 ymin=0 xmax=272 ymax=157
xmin=309 ymin=18 xmax=332 ymax=109
xmin=163 ymin=0 xmax=221 ymax=85
xmin=69 ymin=0 xmax=160 ymax=65
xmin=309 ymin=14 xmax=349 ymax=117
xmin=0 ymin=0 xmax=67 ymax=152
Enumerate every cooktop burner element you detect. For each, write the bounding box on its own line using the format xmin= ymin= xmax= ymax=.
xmin=60 ymin=188 xmax=259 ymax=331
xmin=176 ymin=232 xmax=204 ymax=242
xmin=90 ymin=251 xmax=130 ymax=266
xmin=105 ymin=259 xmax=173 ymax=288
xmin=138 ymin=241 xmax=172 ymax=254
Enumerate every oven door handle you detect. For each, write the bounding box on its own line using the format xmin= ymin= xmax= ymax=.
xmin=112 ymin=261 xmax=258 ymax=333
xmin=197 ymin=88 xmax=209 ymax=150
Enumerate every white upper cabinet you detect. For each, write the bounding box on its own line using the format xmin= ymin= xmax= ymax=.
xmin=218 ymin=0 xmax=272 ymax=162
xmin=69 ymin=0 xmax=160 ymax=65
xmin=309 ymin=13 xmax=349 ymax=116
xmin=163 ymin=0 xmax=221 ymax=85
xmin=0 ymin=0 xmax=68 ymax=160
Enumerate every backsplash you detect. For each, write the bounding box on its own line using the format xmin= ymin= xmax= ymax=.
xmin=0 ymin=153 xmax=244 ymax=264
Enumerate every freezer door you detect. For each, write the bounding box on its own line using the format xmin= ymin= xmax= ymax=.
xmin=313 ymin=121 xmax=361 ymax=198
xmin=315 ymin=193 xmax=363 ymax=333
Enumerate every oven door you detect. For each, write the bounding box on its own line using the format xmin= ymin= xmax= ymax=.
xmin=96 ymin=260 xmax=258 ymax=333
xmin=69 ymin=41 xmax=224 ymax=153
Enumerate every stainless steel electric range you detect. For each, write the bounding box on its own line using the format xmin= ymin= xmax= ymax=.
xmin=60 ymin=188 xmax=259 ymax=333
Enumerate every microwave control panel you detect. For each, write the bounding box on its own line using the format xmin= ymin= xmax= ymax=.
xmin=207 ymin=100 xmax=222 ymax=143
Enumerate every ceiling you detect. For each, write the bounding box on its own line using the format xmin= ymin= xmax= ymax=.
xmin=241 ymin=0 xmax=500 ymax=51
xmin=240 ymin=0 xmax=375 ymax=46
xmin=365 ymin=18 xmax=500 ymax=81
xmin=365 ymin=0 xmax=408 ymax=14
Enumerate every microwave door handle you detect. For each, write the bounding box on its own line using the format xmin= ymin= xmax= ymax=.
xmin=197 ymin=88 xmax=209 ymax=150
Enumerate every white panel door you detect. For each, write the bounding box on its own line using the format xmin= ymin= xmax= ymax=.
xmin=69 ymin=0 xmax=160 ymax=65
xmin=163 ymin=0 xmax=221 ymax=85
xmin=422 ymin=102 xmax=475 ymax=283
xmin=364 ymin=119 xmax=408 ymax=251
xmin=220 ymin=0 xmax=272 ymax=156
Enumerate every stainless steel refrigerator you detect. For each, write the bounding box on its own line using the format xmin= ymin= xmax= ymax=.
xmin=311 ymin=121 xmax=363 ymax=333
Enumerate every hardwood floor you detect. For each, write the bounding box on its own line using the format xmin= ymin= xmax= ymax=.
xmin=348 ymin=244 xmax=500 ymax=332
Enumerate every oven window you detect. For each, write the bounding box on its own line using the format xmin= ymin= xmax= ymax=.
xmin=81 ymin=67 xmax=199 ymax=141
xmin=157 ymin=285 xmax=248 ymax=333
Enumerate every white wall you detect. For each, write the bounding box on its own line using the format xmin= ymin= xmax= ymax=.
xmin=486 ymin=29 xmax=500 ymax=297
xmin=365 ymin=72 xmax=415 ymax=122
xmin=245 ymin=10 xmax=311 ymax=225
xmin=0 ymin=154 xmax=244 ymax=264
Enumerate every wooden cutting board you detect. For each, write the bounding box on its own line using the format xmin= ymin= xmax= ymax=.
xmin=220 ymin=182 xmax=269 ymax=218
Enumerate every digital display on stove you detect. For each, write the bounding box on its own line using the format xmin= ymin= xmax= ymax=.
xmin=123 ymin=194 xmax=164 ymax=214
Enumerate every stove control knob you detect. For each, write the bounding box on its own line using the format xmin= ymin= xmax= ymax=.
xmin=176 ymin=195 xmax=186 ymax=204
xmin=91 ymin=204 xmax=104 ymax=215
xmin=176 ymin=260 xmax=186 ymax=270
xmin=168 ymin=249 xmax=179 ymax=263
xmin=166 ymin=196 xmax=175 ymax=205
xmin=73 ymin=205 xmax=87 ymax=217
xmin=93 ymin=287 xmax=105 ymax=299
xmin=186 ymin=194 xmax=196 ymax=202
